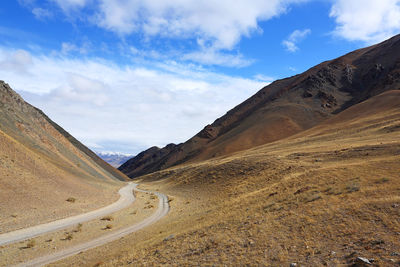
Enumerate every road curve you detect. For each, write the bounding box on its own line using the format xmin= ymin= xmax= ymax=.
xmin=17 ymin=185 xmax=169 ymax=267
xmin=0 ymin=183 xmax=137 ymax=246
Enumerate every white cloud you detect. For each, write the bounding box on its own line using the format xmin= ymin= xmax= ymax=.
xmin=48 ymin=73 xmax=109 ymax=106
xmin=32 ymin=7 xmax=52 ymax=20
xmin=61 ymin=42 xmax=89 ymax=55
xmin=0 ymin=47 xmax=266 ymax=154
xmin=50 ymin=0 xmax=89 ymax=12
xmin=253 ymin=74 xmax=274 ymax=82
xmin=0 ymin=49 xmax=33 ymax=74
xmin=182 ymin=49 xmax=253 ymax=67
xmin=47 ymin=0 xmax=307 ymax=50
xmin=282 ymin=29 xmax=311 ymax=52
xmin=330 ymin=0 xmax=400 ymax=44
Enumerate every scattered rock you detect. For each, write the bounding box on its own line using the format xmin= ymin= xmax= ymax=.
xmin=290 ymin=263 xmax=297 ymax=267
xmin=268 ymin=192 xmax=278 ymax=197
xmin=302 ymin=90 xmax=313 ymax=98
xmin=294 ymin=186 xmax=311 ymax=195
xmin=355 ymin=257 xmax=372 ymax=265
xmin=371 ymin=239 xmax=384 ymax=246
xmin=163 ymin=234 xmax=174 ymax=241
xmin=391 ymin=252 xmax=400 ymax=256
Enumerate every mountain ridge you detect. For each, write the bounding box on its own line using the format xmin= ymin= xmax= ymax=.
xmin=119 ymin=34 xmax=400 ymax=178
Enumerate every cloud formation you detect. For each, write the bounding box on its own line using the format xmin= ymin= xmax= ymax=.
xmin=0 ymin=47 xmax=266 ymax=154
xmin=330 ymin=0 xmax=400 ymax=44
xmin=43 ymin=0 xmax=306 ymax=51
xmin=282 ymin=29 xmax=311 ymax=52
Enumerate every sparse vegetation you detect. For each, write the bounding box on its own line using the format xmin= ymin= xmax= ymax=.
xmin=81 ymin=97 xmax=400 ymax=267
xmin=63 ymin=232 xmax=73 ymax=240
xmin=73 ymin=223 xmax=83 ymax=233
xmin=305 ymin=192 xmax=322 ymax=203
xmin=101 ymin=216 xmax=114 ymax=221
xmin=66 ymin=197 xmax=76 ymax=203
xmin=26 ymin=239 xmax=36 ymax=248
xmin=345 ymin=182 xmax=360 ymax=193
xmin=375 ymin=177 xmax=390 ymax=184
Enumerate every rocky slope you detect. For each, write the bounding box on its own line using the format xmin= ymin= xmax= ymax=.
xmin=0 ymin=81 xmax=127 ymax=231
xmin=119 ymin=34 xmax=400 ymax=178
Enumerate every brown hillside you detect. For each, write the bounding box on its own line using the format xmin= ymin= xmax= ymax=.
xmin=0 ymin=81 xmax=128 ymax=232
xmin=65 ymin=89 xmax=400 ymax=266
xmin=120 ymin=34 xmax=400 ymax=178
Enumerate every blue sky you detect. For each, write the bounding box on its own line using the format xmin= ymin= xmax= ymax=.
xmin=0 ymin=0 xmax=399 ymax=155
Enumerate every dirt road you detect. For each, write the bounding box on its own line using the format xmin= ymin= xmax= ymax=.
xmin=0 ymin=183 xmax=137 ymax=246
xmin=17 ymin=185 xmax=169 ymax=267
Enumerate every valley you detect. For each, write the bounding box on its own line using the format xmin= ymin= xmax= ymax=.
xmin=57 ymin=90 xmax=400 ymax=266
xmin=0 ymin=30 xmax=399 ymax=267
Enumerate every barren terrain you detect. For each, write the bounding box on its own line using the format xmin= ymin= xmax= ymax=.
xmin=54 ymin=90 xmax=400 ymax=266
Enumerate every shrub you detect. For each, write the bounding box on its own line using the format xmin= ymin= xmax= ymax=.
xmin=105 ymin=224 xmax=113 ymax=230
xmin=346 ymin=183 xmax=360 ymax=193
xmin=101 ymin=216 xmax=114 ymax=221
xmin=66 ymin=197 xmax=76 ymax=203
xmin=26 ymin=239 xmax=36 ymax=248
xmin=375 ymin=177 xmax=390 ymax=184
xmin=74 ymin=223 xmax=83 ymax=232
xmin=64 ymin=233 xmax=73 ymax=240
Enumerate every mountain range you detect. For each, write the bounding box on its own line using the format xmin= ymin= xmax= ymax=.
xmin=97 ymin=152 xmax=133 ymax=168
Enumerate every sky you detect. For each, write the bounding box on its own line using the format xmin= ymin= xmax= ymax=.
xmin=0 ymin=0 xmax=399 ymax=155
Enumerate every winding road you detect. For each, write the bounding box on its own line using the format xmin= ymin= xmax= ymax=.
xmin=0 ymin=183 xmax=137 ymax=246
xmin=0 ymin=183 xmax=169 ymax=267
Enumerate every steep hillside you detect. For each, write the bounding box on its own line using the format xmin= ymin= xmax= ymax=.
xmin=0 ymin=81 xmax=127 ymax=232
xmin=120 ymin=34 xmax=400 ymax=178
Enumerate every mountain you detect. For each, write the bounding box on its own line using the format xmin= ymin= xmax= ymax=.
xmin=119 ymin=34 xmax=400 ymax=178
xmin=97 ymin=152 xmax=133 ymax=168
xmin=105 ymin=89 xmax=400 ymax=266
xmin=0 ymin=81 xmax=127 ymax=232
